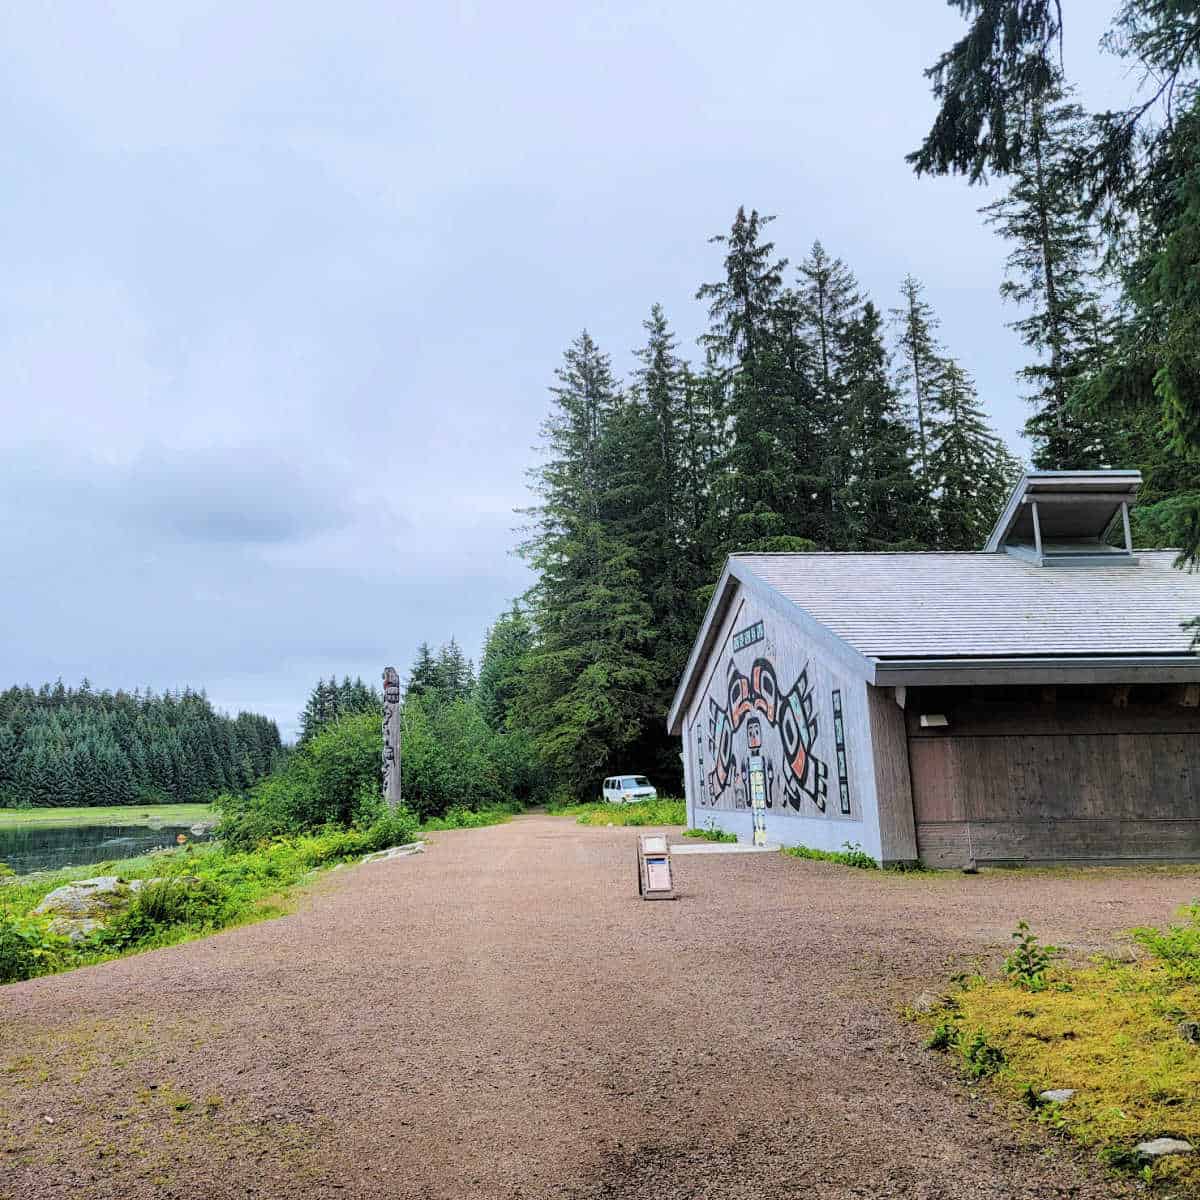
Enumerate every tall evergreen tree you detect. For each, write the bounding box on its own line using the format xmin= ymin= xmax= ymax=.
xmin=891 ymin=275 xmax=942 ymax=481
xmin=797 ymin=241 xmax=861 ymax=544
xmin=927 ymin=360 xmax=1021 ymax=549
xmin=476 ymin=604 xmax=534 ymax=731
xmin=516 ymin=332 xmax=658 ymax=795
xmin=980 ymin=91 xmax=1108 ymax=467
xmin=839 ymin=302 xmax=923 ymax=548
xmin=406 ymin=643 xmax=441 ymax=700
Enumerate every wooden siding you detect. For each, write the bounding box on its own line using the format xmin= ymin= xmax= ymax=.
xmin=907 ymin=685 xmax=1200 ymax=866
xmin=866 ymin=685 xmax=917 ymax=864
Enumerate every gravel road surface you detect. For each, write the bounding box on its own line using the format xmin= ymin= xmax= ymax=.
xmin=3 ymin=813 xmax=1195 ymax=1199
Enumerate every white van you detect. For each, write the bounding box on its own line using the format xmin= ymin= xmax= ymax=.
xmin=602 ymin=775 xmax=657 ymax=804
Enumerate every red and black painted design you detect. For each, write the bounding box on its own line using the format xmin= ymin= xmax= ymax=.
xmin=706 ymin=655 xmax=828 ymax=814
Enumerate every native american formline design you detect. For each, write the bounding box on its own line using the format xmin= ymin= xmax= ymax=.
xmin=704 ymin=655 xmax=829 ymax=814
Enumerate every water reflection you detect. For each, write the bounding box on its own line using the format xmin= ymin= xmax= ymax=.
xmin=0 ymin=823 xmax=212 ymax=875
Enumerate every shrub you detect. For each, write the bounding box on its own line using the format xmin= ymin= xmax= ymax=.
xmin=683 ymin=826 xmax=739 ymax=843
xmin=1131 ymin=901 xmax=1200 ymax=980
xmin=783 ymin=842 xmax=878 ymax=870
xmin=101 ymin=877 xmax=230 ymax=949
xmin=1003 ymin=920 xmax=1060 ymax=991
xmin=0 ymin=909 xmax=69 ymax=983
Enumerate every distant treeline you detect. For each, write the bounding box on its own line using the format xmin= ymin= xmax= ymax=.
xmin=0 ymin=681 xmax=284 ymax=809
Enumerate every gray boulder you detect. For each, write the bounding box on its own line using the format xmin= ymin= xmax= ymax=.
xmin=33 ymin=876 xmax=146 ymax=942
xmin=1039 ymin=1089 xmax=1076 ymax=1104
xmin=33 ymin=876 xmax=144 ymax=919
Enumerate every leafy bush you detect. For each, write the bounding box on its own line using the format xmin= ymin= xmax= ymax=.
xmin=783 ymin=842 xmax=878 ymax=870
xmin=683 ymin=826 xmax=739 ymax=843
xmin=560 ymin=798 xmax=686 ymax=826
xmin=217 ymin=712 xmax=384 ymax=847
xmin=1131 ymin=901 xmax=1200 ymax=980
xmin=0 ymin=909 xmax=69 ymax=983
xmin=422 ymin=806 xmax=517 ymax=831
xmin=1003 ymin=920 xmax=1061 ymax=991
xmin=101 ymin=877 xmax=230 ymax=949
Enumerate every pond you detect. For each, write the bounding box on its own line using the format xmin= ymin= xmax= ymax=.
xmin=0 ymin=822 xmax=213 ymax=876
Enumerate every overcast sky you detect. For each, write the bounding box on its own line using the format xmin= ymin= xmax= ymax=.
xmin=1 ymin=2 xmax=1127 ymax=738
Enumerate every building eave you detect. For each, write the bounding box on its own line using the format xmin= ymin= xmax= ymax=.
xmin=871 ymin=654 xmax=1200 ymax=688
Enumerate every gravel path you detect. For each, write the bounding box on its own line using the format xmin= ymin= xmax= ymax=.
xmin=3 ymin=813 xmax=1196 ymax=1199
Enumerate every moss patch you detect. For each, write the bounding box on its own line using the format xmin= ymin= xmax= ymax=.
xmin=918 ymin=906 xmax=1200 ymax=1190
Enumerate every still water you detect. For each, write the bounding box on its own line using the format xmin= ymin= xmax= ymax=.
xmin=0 ymin=823 xmax=212 ymax=876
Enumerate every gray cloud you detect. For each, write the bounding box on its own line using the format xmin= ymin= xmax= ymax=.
xmin=0 ymin=1 xmax=1126 ymax=736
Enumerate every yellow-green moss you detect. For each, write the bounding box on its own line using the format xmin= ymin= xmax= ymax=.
xmin=918 ymin=933 xmax=1200 ymax=1189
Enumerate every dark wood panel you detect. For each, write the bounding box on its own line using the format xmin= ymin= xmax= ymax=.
xmin=912 ymin=734 xmax=1200 ymax=824
xmin=917 ymin=819 xmax=1200 ymax=868
xmin=906 ymin=684 xmax=1200 ymax=739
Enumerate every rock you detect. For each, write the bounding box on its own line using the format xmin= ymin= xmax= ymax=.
xmin=32 ymin=877 xmax=144 ymax=920
xmin=1039 ymin=1089 xmax=1076 ymax=1104
xmin=361 ymin=841 xmax=425 ymax=865
xmin=1135 ymin=1138 xmax=1194 ymax=1160
xmin=46 ymin=917 xmax=105 ymax=944
xmin=911 ymin=992 xmax=941 ymax=1014
xmin=1178 ymin=1020 xmax=1200 ymax=1045
xmin=33 ymin=877 xmax=148 ymax=943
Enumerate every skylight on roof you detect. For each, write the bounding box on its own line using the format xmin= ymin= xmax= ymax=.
xmin=984 ymin=470 xmax=1142 ymax=567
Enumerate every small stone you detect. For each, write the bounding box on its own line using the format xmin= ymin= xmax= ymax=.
xmin=1177 ymin=1020 xmax=1200 ymax=1044
xmin=911 ymin=992 xmax=941 ymax=1014
xmin=1039 ymin=1089 xmax=1075 ymax=1104
xmin=1135 ymin=1137 xmax=1194 ymax=1160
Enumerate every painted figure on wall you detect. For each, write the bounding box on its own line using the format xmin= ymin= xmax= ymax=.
xmin=703 ymin=632 xmax=833 ymax=818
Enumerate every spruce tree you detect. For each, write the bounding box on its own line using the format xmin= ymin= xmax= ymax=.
xmin=927 ymin=360 xmax=1021 ymax=549
xmin=891 ymin=275 xmax=941 ymax=481
xmin=476 ymin=604 xmax=534 ymax=730
xmin=980 ymin=91 xmax=1108 ymax=468
xmin=405 ymin=643 xmax=440 ymax=700
xmin=839 ymin=302 xmax=923 ymax=549
xmin=797 ymin=241 xmax=861 ymax=545
xmin=516 ymin=331 xmax=658 ymax=795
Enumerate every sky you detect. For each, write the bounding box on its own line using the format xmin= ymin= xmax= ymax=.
xmin=0 ymin=2 xmax=1129 ymax=739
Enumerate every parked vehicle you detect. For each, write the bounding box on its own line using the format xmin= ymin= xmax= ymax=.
xmin=602 ymin=775 xmax=657 ymax=804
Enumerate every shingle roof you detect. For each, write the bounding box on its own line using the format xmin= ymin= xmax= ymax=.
xmin=734 ymin=550 xmax=1199 ymax=660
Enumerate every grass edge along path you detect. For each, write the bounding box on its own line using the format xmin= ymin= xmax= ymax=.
xmin=914 ymin=907 xmax=1200 ymax=1193
xmin=0 ymin=806 xmax=516 ymax=987
xmin=550 ymin=797 xmax=685 ymax=827
xmin=0 ymin=803 xmax=215 ymax=829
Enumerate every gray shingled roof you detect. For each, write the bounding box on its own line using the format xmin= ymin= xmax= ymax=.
xmin=735 ymin=550 xmax=1199 ymax=659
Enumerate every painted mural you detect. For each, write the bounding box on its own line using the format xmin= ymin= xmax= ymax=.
xmin=695 ymin=610 xmax=853 ymax=827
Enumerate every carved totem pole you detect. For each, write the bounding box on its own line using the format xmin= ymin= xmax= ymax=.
xmin=382 ymin=666 xmax=402 ymax=810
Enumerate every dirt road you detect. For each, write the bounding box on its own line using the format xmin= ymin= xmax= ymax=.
xmin=3 ymin=814 xmax=1194 ymax=1199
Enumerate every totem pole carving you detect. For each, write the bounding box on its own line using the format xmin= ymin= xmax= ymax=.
xmin=382 ymin=666 xmax=402 ymax=811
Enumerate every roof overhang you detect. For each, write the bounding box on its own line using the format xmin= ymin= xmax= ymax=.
xmin=871 ymin=655 xmax=1200 ymax=687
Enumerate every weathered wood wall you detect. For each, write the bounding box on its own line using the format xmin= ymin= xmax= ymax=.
xmin=907 ymin=684 xmax=1200 ymax=866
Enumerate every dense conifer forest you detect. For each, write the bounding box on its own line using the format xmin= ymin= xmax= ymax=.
xmin=454 ymin=0 xmax=1200 ymax=802
xmin=0 ymin=682 xmax=283 ymax=808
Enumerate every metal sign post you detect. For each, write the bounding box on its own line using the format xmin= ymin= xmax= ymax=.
xmin=637 ymin=834 xmax=676 ymax=900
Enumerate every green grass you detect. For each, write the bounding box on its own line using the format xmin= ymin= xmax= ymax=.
xmin=420 ymin=805 xmax=517 ymax=831
xmin=0 ymin=810 xmax=419 ymax=986
xmin=0 ymin=804 xmax=214 ymax=829
xmin=683 ymin=826 xmax=739 ymax=843
xmin=916 ymin=905 xmax=1200 ymax=1191
xmin=550 ymin=797 xmax=686 ymax=827
xmin=782 ymin=842 xmax=879 ymax=870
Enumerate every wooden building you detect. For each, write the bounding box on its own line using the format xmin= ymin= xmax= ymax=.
xmin=666 ymin=471 xmax=1200 ymax=867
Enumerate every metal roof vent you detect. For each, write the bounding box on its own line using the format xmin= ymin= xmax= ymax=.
xmin=984 ymin=470 xmax=1142 ymax=566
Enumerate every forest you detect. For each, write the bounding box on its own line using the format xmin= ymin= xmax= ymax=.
xmin=0 ymin=682 xmax=283 ymax=808
xmin=445 ymin=0 xmax=1200 ymax=800
xmin=4 ymin=0 xmax=1197 ymax=816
